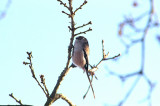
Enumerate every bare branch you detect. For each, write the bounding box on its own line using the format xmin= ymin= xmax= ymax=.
xmin=87 ymin=40 xmax=120 ymax=74
xmin=62 ymin=11 xmax=71 ymax=18
xmin=9 ymin=93 xmax=23 ymax=105
xmin=118 ymin=76 xmax=141 ymax=106
xmin=83 ymin=40 xmax=120 ymax=98
xmin=54 ymin=94 xmax=76 ymax=106
xmin=45 ymin=0 xmax=78 ymax=105
xmin=68 ymin=26 xmax=72 ymax=31
xmin=23 ymin=52 xmax=48 ymax=98
xmin=57 ymin=0 xmax=70 ymax=10
xmin=74 ymin=27 xmax=92 ymax=36
xmin=75 ymin=21 xmax=92 ymax=30
xmin=45 ymin=66 xmax=74 ymax=105
xmin=74 ymin=0 xmax=87 ymax=15
xmin=115 ymin=0 xmax=158 ymax=105
xmin=103 ymin=53 xmax=121 ymax=61
xmin=95 ymin=40 xmax=120 ymax=68
xmin=45 ymin=0 xmax=92 ymax=105
xmin=102 ymin=40 xmax=109 ymax=59
xmin=40 ymin=75 xmax=49 ymax=97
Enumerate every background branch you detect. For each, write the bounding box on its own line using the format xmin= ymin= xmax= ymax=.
xmin=107 ymin=0 xmax=159 ymax=105
xmin=0 ymin=0 xmax=11 ymax=20
xmin=5 ymin=0 xmax=159 ymax=105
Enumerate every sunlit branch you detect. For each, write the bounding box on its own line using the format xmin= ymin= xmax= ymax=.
xmin=23 ymin=52 xmax=48 ymax=98
xmin=54 ymin=94 xmax=76 ymax=106
xmin=9 ymin=93 xmax=23 ymax=105
xmin=40 ymin=75 xmax=50 ymax=97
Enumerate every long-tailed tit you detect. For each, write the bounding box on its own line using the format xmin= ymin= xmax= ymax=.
xmin=72 ymin=36 xmax=95 ymax=98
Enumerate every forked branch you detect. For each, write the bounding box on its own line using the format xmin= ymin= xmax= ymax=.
xmin=83 ymin=40 xmax=120 ymax=98
xmin=23 ymin=52 xmax=49 ymax=98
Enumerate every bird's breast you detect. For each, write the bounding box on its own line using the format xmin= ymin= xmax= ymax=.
xmin=72 ymin=50 xmax=86 ymax=68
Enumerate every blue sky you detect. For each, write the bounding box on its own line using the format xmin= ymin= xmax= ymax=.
xmin=0 ymin=0 xmax=160 ymax=105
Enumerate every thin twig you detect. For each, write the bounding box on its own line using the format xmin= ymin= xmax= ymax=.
xmin=83 ymin=40 xmax=120 ymax=97
xmin=88 ymin=40 xmax=120 ymax=73
xmin=103 ymin=54 xmax=121 ymax=61
xmin=74 ymin=0 xmax=87 ymax=15
xmin=40 ymin=75 xmax=50 ymax=97
xmin=96 ymin=40 xmax=120 ymax=68
xmin=74 ymin=27 xmax=92 ymax=36
xmin=117 ymin=0 xmax=156 ymax=105
xmin=23 ymin=52 xmax=48 ymax=98
xmin=118 ymin=76 xmax=141 ymax=106
xmin=62 ymin=11 xmax=71 ymax=17
xmin=9 ymin=93 xmax=23 ymax=105
xmin=75 ymin=21 xmax=92 ymax=30
xmin=57 ymin=0 xmax=70 ymax=10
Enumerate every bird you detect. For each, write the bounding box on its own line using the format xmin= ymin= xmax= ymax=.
xmin=72 ymin=36 xmax=95 ymax=98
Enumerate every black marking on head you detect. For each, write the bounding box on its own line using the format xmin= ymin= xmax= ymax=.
xmin=76 ymin=36 xmax=86 ymax=40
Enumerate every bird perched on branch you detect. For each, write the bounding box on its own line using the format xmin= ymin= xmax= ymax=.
xmin=72 ymin=36 xmax=95 ymax=99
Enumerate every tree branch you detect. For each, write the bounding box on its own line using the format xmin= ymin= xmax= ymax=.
xmin=54 ymin=94 xmax=76 ymax=106
xmin=83 ymin=40 xmax=120 ymax=98
xmin=116 ymin=0 xmax=157 ymax=105
xmin=40 ymin=75 xmax=49 ymax=97
xmin=62 ymin=11 xmax=71 ymax=17
xmin=91 ymin=40 xmax=120 ymax=71
xmin=74 ymin=27 xmax=92 ymax=36
xmin=45 ymin=0 xmax=92 ymax=105
xmin=23 ymin=52 xmax=48 ymax=98
xmin=9 ymin=93 xmax=23 ymax=105
xmin=74 ymin=0 xmax=87 ymax=15
xmin=57 ymin=0 xmax=70 ymax=10
xmin=75 ymin=21 xmax=92 ymax=30
xmin=45 ymin=66 xmax=73 ymax=105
